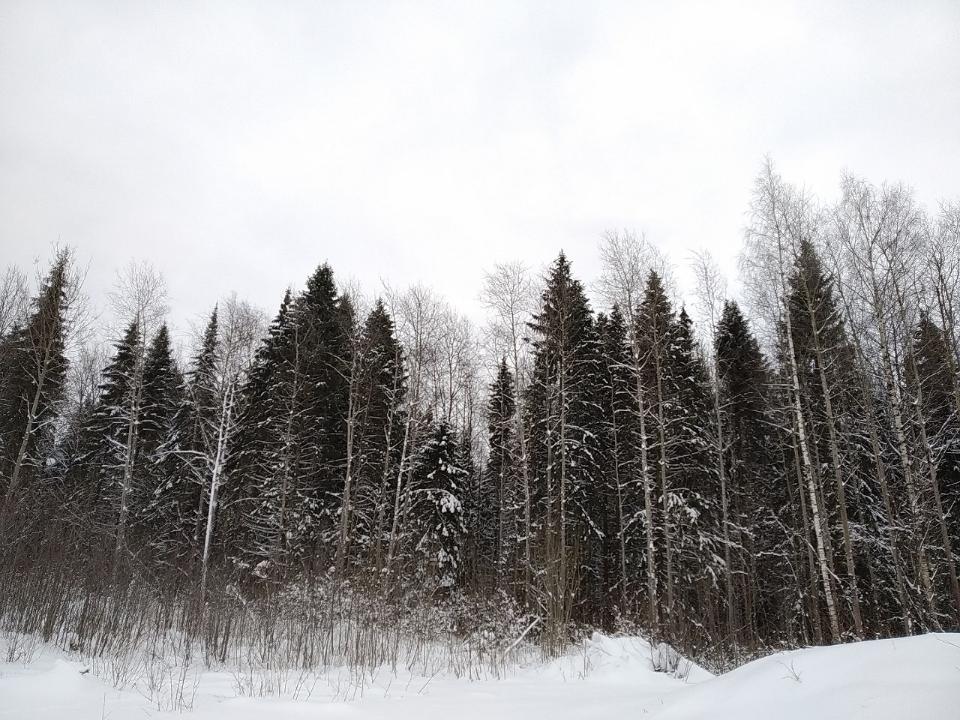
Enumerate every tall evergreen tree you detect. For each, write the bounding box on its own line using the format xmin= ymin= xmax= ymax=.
xmin=413 ymin=420 xmax=467 ymax=591
xmin=785 ymin=238 xmax=867 ymax=637
xmin=183 ymin=307 xmax=220 ymax=560
xmin=137 ymin=324 xmax=188 ymax=560
xmin=526 ymin=252 xmax=603 ymax=637
xmin=72 ymin=321 xmax=144 ymax=536
xmin=291 ymin=264 xmax=354 ymax=559
xmin=0 ymin=251 xmax=71 ymax=533
xmin=912 ymin=312 xmax=960 ymax=544
xmin=225 ymin=289 xmax=298 ymax=576
xmin=485 ymin=357 xmax=516 ymax=588
xmin=669 ymin=306 xmax=722 ymax=636
xmin=908 ymin=311 xmax=960 ymax=618
xmin=596 ymin=306 xmax=640 ymax=621
xmin=352 ymin=300 xmax=407 ymax=571
xmin=634 ymin=270 xmax=679 ymax=631
xmin=715 ymin=301 xmax=787 ymax=644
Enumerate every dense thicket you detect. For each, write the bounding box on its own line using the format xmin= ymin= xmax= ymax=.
xmin=2 ymin=166 xmax=959 ymax=661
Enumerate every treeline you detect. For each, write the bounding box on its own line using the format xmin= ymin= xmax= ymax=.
xmin=1 ymin=162 xmax=959 ymax=658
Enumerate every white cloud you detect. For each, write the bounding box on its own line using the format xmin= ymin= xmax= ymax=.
xmin=1 ymin=0 xmax=958 ymax=336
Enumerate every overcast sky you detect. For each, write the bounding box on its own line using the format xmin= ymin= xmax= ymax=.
xmin=2 ymin=0 xmax=959 ymax=339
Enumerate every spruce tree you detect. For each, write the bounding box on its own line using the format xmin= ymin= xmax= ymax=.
xmin=526 ymin=252 xmax=603 ymax=635
xmin=137 ymin=324 xmax=188 ymax=560
xmin=71 ymin=321 xmax=144 ymax=537
xmin=485 ymin=357 xmax=516 ymax=588
xmin=715 ymin=300 xmax=787 ymax=643
xmin=183 ymin=307 xmax=220 ymax=558
xmin=785 ymin=238 xmax=868 ymax=636
xmin=225 ymin=289 xmax=298 ymax=576
xmin=634 ymin=270 xmax=679 ymax=629
xmin=292 ymin=264 xmax=353 ymax=559
xmin=353 ymin=299 xmax=407 ymax=571
xmin=912 ymin=312 xmax=960 ymax=542
xmin=596 ymin=305 xmax=640 ymax=620
xmin=909 ymin=311 xmax=960 ymax=617
xmin=669 ymin=306 xmax=722 ymax=635
xmin=413 ymin=420 xmax=467 ymax=591
xmin=0 ymin=251 xmax=70 ymax=532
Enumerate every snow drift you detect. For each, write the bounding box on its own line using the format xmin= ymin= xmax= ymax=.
xmin=1 ymin=632 xmax=957 ymax=719
xmin=656 ymin=633 xmax=960 ymax=719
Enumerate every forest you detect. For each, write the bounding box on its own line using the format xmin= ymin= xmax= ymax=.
xmin=2 ymin=161 xmax=959 ymax=672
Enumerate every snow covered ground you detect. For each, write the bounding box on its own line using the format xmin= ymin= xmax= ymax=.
xmin=1 ymin=632 xmax=958 ymax=719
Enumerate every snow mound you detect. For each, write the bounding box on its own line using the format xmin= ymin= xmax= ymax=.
xmin=536 ymin=632 xmax=712 ymax=685
xmin=653 ymin=632 xmax=960 ymax=720
xmin=1 ymin=632 xmax=957 ymax=719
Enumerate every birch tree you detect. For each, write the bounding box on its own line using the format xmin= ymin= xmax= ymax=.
xmin=481 ymin=261 xmax=536 ymax=604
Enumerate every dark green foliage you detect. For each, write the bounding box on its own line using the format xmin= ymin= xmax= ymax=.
xmin=484 ymin=357 xmax=516 ymax=586
xmin=137 ymin=324 xmax=189 ymax=559
xmin=413 ymin=420 xmax=467 ymax=590
xmin=0 ymin=252 xmax=70 ymax=502
xmin=911 ymin=313 xmax=960 ymax=554
xmin=352 ymin=299 xmax=407 ymax=570
xmin=526 ymin=252 xmax=605 ymax=629
xmin=715 ymin=300 xmax=788 ymax=643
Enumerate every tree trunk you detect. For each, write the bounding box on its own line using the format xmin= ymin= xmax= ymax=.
xmin=805 ymin=303 xmax=864 ymax=636
xmin=781 ymin=275 xmax=841 ymax=642
xmin=201 ymin=381 xmax=235 ymax=596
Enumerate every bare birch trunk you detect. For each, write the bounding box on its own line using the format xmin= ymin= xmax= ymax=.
xmin=635 ymin=366 xmax=658 ymax=633
xmin=804 ymin=301 xmax=864 ymax=635
xmin=201 ymin=381 xmax=236 ymax=596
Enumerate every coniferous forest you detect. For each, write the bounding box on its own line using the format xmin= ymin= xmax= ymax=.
xmin=2 ymin=162 xmax=960 ymax=670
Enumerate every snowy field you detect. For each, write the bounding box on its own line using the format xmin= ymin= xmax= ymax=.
xmin=2 ymin=632 xmax=958 ymax=719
